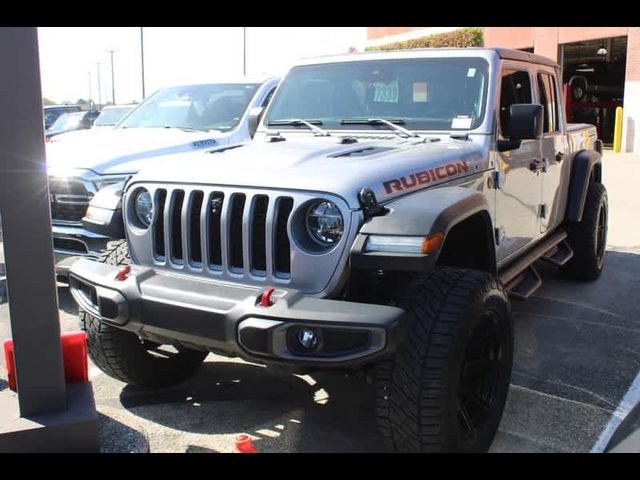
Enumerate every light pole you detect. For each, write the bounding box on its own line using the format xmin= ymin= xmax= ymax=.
xmin=140 ymin=27 xmax=146 ymax=99
xmin=88 ymin=71 xmax=92 ymax=107
xmin=243 ymin=27 xmax=247 ymax=77
xmin=106 ymin=49 xmax=116 ymax=104
xmin=96 ymin=62 xmax=102 ymax=107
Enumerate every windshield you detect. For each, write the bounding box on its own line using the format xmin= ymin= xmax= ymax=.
xmin=94 ymin=106 xmax=135 ymax=126
xmin=50 ymin=112 xmax=85 ymax=131
xmin=44 ymin=107 xmax=79 ymax=128
xmin=265 ymin=57 xmax=489 ymax=131
xmin=117 ymin=83 xmax=260 ymax=132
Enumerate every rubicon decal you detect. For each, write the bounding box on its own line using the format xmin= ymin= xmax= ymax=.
xmin=383 ymin=161 xmax=470 ymax=194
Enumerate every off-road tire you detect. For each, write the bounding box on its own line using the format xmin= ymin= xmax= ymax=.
xmin=375 ymin=267 xmax=513 ymax=452
xmin=79 ymin=239 xmax=208 ymax=388
xmin=562 ymin=182 xmax=608 ymax=281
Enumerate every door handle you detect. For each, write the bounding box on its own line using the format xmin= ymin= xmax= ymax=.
xmin=529 ymin=159 xmax=543 ymax=172
xmin=556 ymin=152 xmax=565 ymax=162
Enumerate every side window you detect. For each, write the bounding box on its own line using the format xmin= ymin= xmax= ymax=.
xmin=499 ymin=69 xmax=532 ymax=138
xmin=537 ymin=72 xmax=559 ymax=133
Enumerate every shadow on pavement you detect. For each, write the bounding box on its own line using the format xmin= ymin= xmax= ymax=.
xmin=57 ymin=285 xmax=78 ymax=316
xmin=98 ymin=411 xmax=149 ymax=453
xmin=119 ymin=361 xmax=384 ymax=452
xmin=185 ymin=445 xmax=219 ymax=453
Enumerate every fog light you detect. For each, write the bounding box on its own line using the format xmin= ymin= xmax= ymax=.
xmin=298 ymin=328 xmax=319 ymax=350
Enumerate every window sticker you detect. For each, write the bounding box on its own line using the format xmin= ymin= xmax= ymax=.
xmin=451 ymin=116 xmax=473 ymax=129
xmin=467 ymin=68 xmax=476 ymax=78
xmin=412 ymin=82 xmax=428 ymax=102
xmin=373 ymin=79 xmax=399 ymax=103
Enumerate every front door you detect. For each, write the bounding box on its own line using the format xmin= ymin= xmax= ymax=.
xmin=536 ymin=70 xmax=570 ymax=233
xmin=495 ymin=66 xmax=543 ymax=264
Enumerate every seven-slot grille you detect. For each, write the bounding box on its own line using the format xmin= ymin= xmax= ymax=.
xmin=152 ymin=187 xmax=294 ymax=279
xmin=49 ymin=177 xmax=94 ymax=223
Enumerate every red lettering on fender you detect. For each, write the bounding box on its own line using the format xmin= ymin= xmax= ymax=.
xmin=383 ymin=179 xmax=403 ymax=194
xmin=382 ymin=160 xmax=472 ymax=195
xmin=416 ymin=171 xmax=430 ymax=184
xmin=456 ymin=161 xmax=469 ymax=173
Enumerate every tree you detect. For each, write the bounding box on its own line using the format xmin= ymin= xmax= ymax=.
xmin=42 ymin=97 xmax=56 ymax=106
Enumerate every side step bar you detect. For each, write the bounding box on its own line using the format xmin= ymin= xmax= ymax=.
xmin=499 ymin=229 xmax=569 ymax=299
xmin=541 ymin=239 xmax=574 ymax=267
xmin=505 ymin=265 xmax=542 ymax=300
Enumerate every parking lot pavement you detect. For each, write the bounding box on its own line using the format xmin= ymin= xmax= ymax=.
xmin=1 ymin=151 xmax=639 ymax=452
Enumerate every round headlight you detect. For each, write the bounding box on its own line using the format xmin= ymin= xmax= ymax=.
xmin=305 ymin=200 xmax=344 ymax=245
xmin=133 ymin=189 xmax=153 ymax=228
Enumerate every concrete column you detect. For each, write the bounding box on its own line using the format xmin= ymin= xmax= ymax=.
xmin=0 ymin=27 xmax=67 ymax=416
xmin=622 ymin=27 xmax=640 ymax=153
xmin=0 ymin=27 xmax=98 ymax=452
xmin=534 ymin=27 xmax=559 ymax=63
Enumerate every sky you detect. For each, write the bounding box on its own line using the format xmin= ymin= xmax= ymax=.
xmin=37 ymin=27 xmax=367 ymax=105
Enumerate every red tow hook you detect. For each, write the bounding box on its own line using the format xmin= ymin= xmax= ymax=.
xmin=115 ymin=264 xmax=131 ymax=281
xmin=259 ymin=287 xmax=276 ymax=307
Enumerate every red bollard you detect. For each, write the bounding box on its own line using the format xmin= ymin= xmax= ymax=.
xmin=235 ymin=434 xmax=257 ymax=453
xmin=3 ymin=331 xmax=88 ymax=392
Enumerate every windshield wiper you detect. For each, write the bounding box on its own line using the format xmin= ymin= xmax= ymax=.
xmin=267 ymin=119 xmax=331 ymax=137
xmin=162 ymin=125 xmax=220 ymax=133
xmin=340 ymin=118 xmax=419 ymax=138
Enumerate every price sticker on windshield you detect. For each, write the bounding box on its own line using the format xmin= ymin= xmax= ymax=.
xmin=373 ymin=80 xmax=399 ymax=103
xmin=413 ymin=82 xmax=428 ymax=102
xmin=451 ymin=116 xmax=473 ymax=129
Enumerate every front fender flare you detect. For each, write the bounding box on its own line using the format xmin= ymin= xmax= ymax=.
xmin=350 ymin=186 xmax=494 ymax=272
xmin=566 ymin=149 xmax=602 ymax=223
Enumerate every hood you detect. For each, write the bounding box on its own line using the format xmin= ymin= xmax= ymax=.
xmin=130 ymin=135 xmax=489 ymax=208
xmin=46 ymin=127 xmax=232 ymax=176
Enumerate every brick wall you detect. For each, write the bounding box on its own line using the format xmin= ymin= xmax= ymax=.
xmin=483 ymin=27 xmax=534 ymax=49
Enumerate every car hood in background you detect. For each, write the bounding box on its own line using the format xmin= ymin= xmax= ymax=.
xmin=46 ymin=127 xmax=230 ymax=176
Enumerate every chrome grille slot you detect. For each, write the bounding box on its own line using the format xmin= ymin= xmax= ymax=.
xmin=170 ymin=190 xmax=185 ymax=263
xmin=228 ymin=193 xmax=246 ymax=271
xmin=250 ymin=195 xmax=269 ymax=275
xmin=207 ymin=192 xmax=225 ymax=268
xmin=188 ymin=191 xmax=204 ymax=266
xmin=153 ymin=189 xmax=167 ymax=258
xmin=275 ymin=197 xmax=293 ymax=276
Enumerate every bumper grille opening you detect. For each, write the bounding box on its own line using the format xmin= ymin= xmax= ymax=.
xmin=208 ymin=192 xmax=224 ymax=268
xmin=170 ymin=190 xmax=185 ymax=263
xmin=251 ymin=195 xmax=269 ymax=275
xmin=275 ymin=197 xmax=293 ymax=276
xmin=54 ymin=237 xmax=88 ymax=254
xmin=154 ymin=189 xmax=167 ymax=258
xmin=228 ymin=193 xmax=246 ymax=270
xmin=189 ymin=191 xmax=204 ymax=265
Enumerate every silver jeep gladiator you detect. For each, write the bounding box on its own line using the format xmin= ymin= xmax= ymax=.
xmin=69 ymin=48 xmax=607 ymax=452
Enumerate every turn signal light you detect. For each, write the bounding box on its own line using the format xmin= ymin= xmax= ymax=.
xmin=421 ymin=232 xmax=444 ymax=254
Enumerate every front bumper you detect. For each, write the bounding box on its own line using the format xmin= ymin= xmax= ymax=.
xmin=68 ymin=258 xmax=406 ymax=367
xmin=52 ymin=224 xmax=111 ymax=277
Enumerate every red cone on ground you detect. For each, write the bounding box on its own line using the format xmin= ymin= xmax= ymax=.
xmin=235 ymin=434 xmax=257 ymax=453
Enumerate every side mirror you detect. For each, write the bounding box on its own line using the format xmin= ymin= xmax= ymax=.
xmin=247 ymin=107 xmax=265 ymax=139
xmin=508 ymin=104 xmax=543 ymax=140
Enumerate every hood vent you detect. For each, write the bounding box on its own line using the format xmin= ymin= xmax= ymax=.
xmin=328 ymin=146 xmax=395 ymax=158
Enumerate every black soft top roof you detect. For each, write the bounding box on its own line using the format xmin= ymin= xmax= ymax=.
xmin=492 ymin=47 xmax=559 ymax=68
